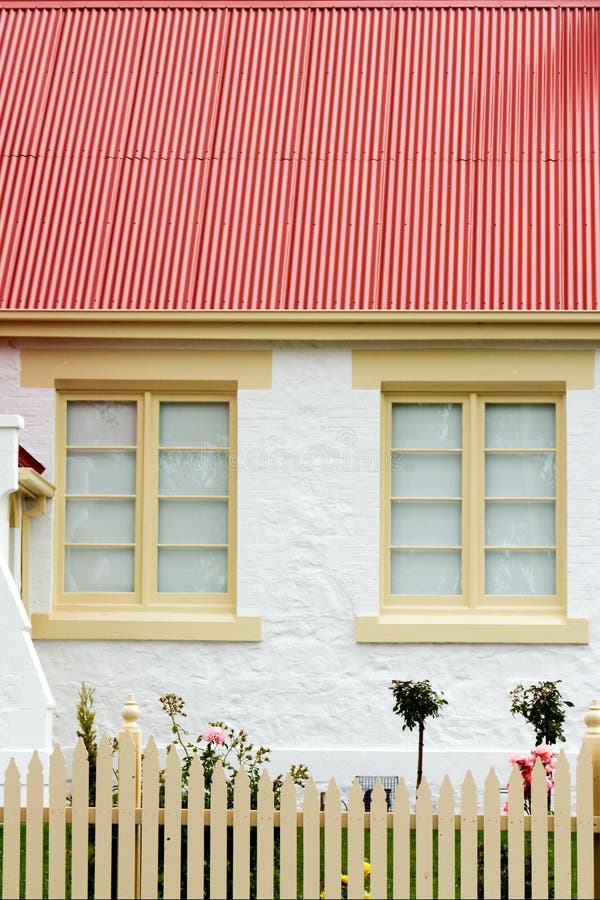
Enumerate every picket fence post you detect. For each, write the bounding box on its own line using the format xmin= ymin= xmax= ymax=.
xmin=581 ymin=699 xmax=600 ymax=899
xmin=119 ymin=693 xmax=143 ymax=900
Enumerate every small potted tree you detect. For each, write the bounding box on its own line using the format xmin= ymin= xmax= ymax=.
xmin=389 ymin=679 xmax=447 ymax=789
xmin=509 ymin=680 xmax=574 ymax=745
xmin=508 ymin=680 xmax=573 ymax=812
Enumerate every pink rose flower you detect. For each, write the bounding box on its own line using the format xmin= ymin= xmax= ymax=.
xmin=203 ymin=725 xmax=226 ymax=744
xmin=534 ymin=744 xmax=553 ymax=760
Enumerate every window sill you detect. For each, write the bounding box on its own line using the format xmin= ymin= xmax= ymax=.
xmin=31 ymin=612 xmax=262 ymax=641
xmin=355 ymin=613 xmax=588 ymax=644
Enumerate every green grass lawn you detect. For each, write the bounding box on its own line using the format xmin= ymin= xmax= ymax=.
xmin=0 ymin=825 xmax=577 ymax=899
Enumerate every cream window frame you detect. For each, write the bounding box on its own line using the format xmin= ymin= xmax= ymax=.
xmin=33 ymin=389 xmax=260 ymax=641
xmin=356 ymin=387 xmax=587 ymax=644
xmin=381 ymin=390 xmax=565 ymax=612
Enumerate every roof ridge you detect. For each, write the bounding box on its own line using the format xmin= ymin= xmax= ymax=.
xmin=2 ymin=0 xmax=600 ymax=10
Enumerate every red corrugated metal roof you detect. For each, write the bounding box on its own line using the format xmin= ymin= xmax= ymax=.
xmin=0 ymin=1 xmax=598 ymax=312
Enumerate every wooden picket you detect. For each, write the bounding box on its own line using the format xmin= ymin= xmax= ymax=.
xmin=256 ymin=769 xmax=274 ymax=900
xmin=461 ymin=771 xmax=478 ymax=900
xmin=507 ymin=763 xmax=525 ymax=899
xmin=71 ymin=738 xmax=89 ymax=900
xmin=370 ymin=779 xmax=387 ymax=900
xmin=554 ymin=751 xmax=571 ymax=900
xmin=323 ymin=778 xmax=341 ymax=900
xmin=48 ymin=744 xmax=66 ymax=900
xmin=163 ymin=746 xmax=182 ymax=900
xmin=531 ymin=758 xmax=549 ymax=899
xmin=302 ymin=776 xmax=320 ymax=900
xmin=347 ymin=778 xmax=365 ymax=900
xmin=187 ymin=755 xmax=205 ymax=900
xmin=25 ymin=750 xmax=43 ymax=899
xmin=483 ymin=767 xmax=501 ymax=900
xmin=415 ymin=776 xmax=433 ymax=900
xmin=209 ymin=761 xmax=227 ymax=900
xmin=4 ymin=715 xmax=600 ymax=900
xmin=140 ymin=736 xmax=159 ymax=900
xmin=278 ymin=773 xmax=297 ymax=899
xmin=94 ymin=734 xmax=114 ymax=900
xmin=232 ymin=766 xmax=250 ymax=900
xmin=438 ymin=775 xmax=455 ymax=900
xmin=393 ymin=777 xmax=411 ymax=900
xmin=2 ymin=758 xmax=21 ymax=899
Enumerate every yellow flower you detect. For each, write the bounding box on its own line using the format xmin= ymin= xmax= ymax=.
xmin=320 ymin=893 xmax=325 ymax=899
xmin=340 ymin=874 xmax=349 ymax=884
xmin=364 ymin=893 xmax=371 ymax=899
xmin=363 ymin=861 xmax=371 ymax=876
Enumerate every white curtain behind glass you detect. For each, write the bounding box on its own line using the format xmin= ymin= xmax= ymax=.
xmin=390 ymin=404 xmax=462 ymax=595
xmin=158 ymin=402 xmax=229 ymax=593
xmin=484 ymin=404 xmax=556 ymax=595
xmin=65 ymin=402 xmax=137 ymax=592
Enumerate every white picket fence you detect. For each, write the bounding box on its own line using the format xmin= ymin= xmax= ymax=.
xmin=1 ymin=699 xmax=600 ymax=899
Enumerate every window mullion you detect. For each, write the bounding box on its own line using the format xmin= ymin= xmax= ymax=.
xmin=465 ymin=393 xmax=481 ymax=607
xmin=139 ymin=392 xmax=155 ymax=607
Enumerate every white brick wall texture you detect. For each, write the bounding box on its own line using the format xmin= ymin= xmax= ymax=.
xmin=1 ymin=340 xmax=599 ymax=795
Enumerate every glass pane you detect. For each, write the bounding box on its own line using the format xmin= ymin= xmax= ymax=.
xmin=391 ymin=501 xmax=461 ymax=547
xmin=392 ymin=453 xmax=461 ymax=498
xmin=485 ymin=404 xmax=555 ymax=449
xmin=486 ymin=501 xmax=555 ymax=547
xmin=158 ymin=548 xmax=227 ymax=593
xmin=485 ymin=452 xmax=555 ymax=497
xmin=65 ymin=499 xmax=135 ymax=543
xmin=159 ymin=451 xmax=229 ymax=495
xmin=65 ymin=547 xmax=134 ymax=591
xmin=486 ymin=550 xmax=556 ymax=595
xmin=160 ymin=402 xmax=229 ymax=447
xmin=391 ymin=550 xmax=461 ymax=595
xmin=67 ymin=401 xmax=137 ymax=446
xmin=159 ymin=499 xmax=228 ymax=545
xmin=392 ymin=403 xmax=462 ymax=449
xmin=67 ymin=450 xmax=136 ymax=495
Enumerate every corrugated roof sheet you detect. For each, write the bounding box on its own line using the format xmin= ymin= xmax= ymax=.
xmin=0 ymin=1 xmax=598 ymax=312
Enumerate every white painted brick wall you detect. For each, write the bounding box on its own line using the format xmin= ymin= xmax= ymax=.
xmin=2 ymin=342 xmax=600 ymax=794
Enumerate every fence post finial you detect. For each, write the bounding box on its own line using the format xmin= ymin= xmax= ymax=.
xmin=582 ymin=700 xmax=600 ymax=898
xmin=584 ymin=699 xmax=600 ymax=733
xmin=121 ymin=693 xmax=141 ymax=733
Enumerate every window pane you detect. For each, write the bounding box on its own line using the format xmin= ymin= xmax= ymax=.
xmin=391 ymin=550 xmax=461 ymax=595
xmin=67 ymin=450 xmax=136 ymax=495
xmin=160 ymin=402 xmax=229 ymax=447
xmin=485 ymin=404 xmax=555 ymax=449
xmin=158 ymin=548 xmax=227 ymax=593
xmin=486 ymin=501 xmax=555 ymax=547
xmin=392 ymin=453 xmax=461 ymax=497
xmin=485 ymin=452 xmax=555 ymax=497
xmin=159 ymin=499 xmax=228 ymax=545
xmin=67 ymin=401 xmax=137 ymax=446
xmin=485 ymin=550 xmax=556 ymax=595
xmin=392 ymin=403 xmax=462 ymax=449
xmin=65 ymin=499 xmax=135 ymax=543
xmin=65 ymin=547 xmax=134 ymax=591
xmin=391 ymin=501 xmax=461 ymax=547
xmin=159 ymin=450 xmax=229 ymax=495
